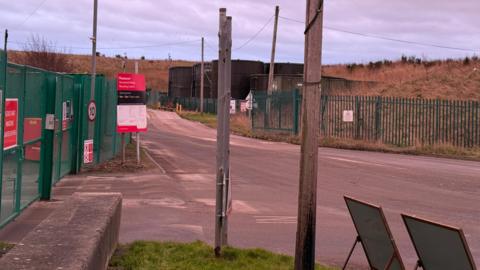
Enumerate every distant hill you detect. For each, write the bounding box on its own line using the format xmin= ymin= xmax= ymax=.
xmin=8 ymin=51 xmax=480 ymax=100
xmin=8 ymin=51 xmax=194 ymax=91
xmin=324 ymin=57 xmax=480 ymax=100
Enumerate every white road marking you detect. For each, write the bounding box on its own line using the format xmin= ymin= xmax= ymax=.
xmin=254 ymin=216 xmax=297 ymax=224
xmin=324 ymin=156 xmax=387 ymax=167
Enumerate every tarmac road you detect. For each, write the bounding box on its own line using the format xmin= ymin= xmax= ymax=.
xmin=3 ymin=109 xmax=476 ymax=269
xmin=140 ymin=110 xmax=480 ymax=269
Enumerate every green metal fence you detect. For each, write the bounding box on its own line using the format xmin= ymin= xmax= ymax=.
xmin=159 ymin=95 xmax=218 ymax=114
xmin=0 ymin=54 xmax=125 ymax=228
xmin=252 ymin=90 xmax=480 ymax=148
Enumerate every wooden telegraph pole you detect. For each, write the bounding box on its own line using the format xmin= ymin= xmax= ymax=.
xmin=215 ymin=8 xmax=232 ymax=256
xmin=200 ymin=37 xmax=205 ymax=113
xmin=294 ymin=0 xmax=324 ymax=270
xmin=267 ymin=5 xmax=280 ymax=92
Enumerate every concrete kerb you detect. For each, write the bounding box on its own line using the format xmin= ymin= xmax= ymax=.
xmin=0 ymin=192 xmax=122 ymax=270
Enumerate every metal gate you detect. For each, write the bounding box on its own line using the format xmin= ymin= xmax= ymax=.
xmin=0 ymin=64 xmax=48 ymax=226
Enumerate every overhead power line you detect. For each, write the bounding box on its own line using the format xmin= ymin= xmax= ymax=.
xmin=234 ymin=15 xmax=274 ymax=51
xmin=13 ymin=0 xmax=49 ymax=29
xmin=279 ymin=15 xmax=479 ymax=53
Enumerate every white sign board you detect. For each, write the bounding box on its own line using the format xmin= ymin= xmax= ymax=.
xmin=343 ymin=110 xmax=354 ymax=122
xmin=117 ymin=105 xmax=148 ymax=132
xmin=230 ymin=100 xmax=236 ymax=114
xmin=245 ymin=91 xmax=253 ymax=110
xmin=240 ymin=101 xmax=247 ymax=113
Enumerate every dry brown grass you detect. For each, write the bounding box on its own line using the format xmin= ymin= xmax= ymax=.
xmin=9 ymin=51 xmax=194 ymax=91
xmin=9 ymin=50 xmax=480 ymax=99
xmin=323 ymin=58 xmax=480 ymax=100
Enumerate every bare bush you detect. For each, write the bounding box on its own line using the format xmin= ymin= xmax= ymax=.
xmin=22 ymin=35 xmax=73 ymax=72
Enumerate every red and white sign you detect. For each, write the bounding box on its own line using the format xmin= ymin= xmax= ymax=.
xmin=117 ymin=105 xmax=147 ymax=133
xmin=117 ymin=73 xmax=148 ymax=133
xmin=87 ymin=100 xmax=96 ymax=121
xmin=117 ymin=73 xmax=146 ymax=91
xmin=83 ymin=139 xmax=94 ymax=164
xmin=3 ymin=99 xmax=18 ymax=150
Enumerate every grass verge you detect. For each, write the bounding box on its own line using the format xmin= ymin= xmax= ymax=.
xmin=0 ymin=242 xmax=14 ymax=258
xmin=108 ymin=241 xmax=335 ymax=270
xmin=177 ymin=110 xmax=480 ymax=161
xmin=82 ymin=142 xmax=157 ymax=174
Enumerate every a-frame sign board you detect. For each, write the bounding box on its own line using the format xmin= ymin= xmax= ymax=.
xmin=402 ymin=214 xmax=477 ymax=270
xmin=343 ymin=196 xmax=405 ymax=270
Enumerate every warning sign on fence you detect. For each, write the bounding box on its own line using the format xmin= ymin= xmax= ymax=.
xmin=3 ymin=99 xmax=18 ymax=150
xmin=343 ymin=110 xmax=354 ymax=122
xmin=83 ymin=139 xmax=94 ymax=164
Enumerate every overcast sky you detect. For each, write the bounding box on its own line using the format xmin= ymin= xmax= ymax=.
xmin=1 ymin=0 xmax=479 ymax=64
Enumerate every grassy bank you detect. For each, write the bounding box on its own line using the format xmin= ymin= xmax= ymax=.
xmin=108 ymin=241 xmax=335 ymax=270
xmin=177 ymin=111 xmax=480 ymax=161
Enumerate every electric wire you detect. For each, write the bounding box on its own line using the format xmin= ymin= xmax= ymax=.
xmin=280 ymin=15 xmax=478 ymax=53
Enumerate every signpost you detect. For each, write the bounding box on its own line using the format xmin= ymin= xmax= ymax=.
xmin=117 ymin=73 xmax=147 ymax=164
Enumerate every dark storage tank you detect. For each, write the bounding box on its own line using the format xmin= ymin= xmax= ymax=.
xmin=192 ymin=62 xmax=213 ymax=98
xmin=168 ymin=66 xmax=193 ymax=98
xmin=264 ymin=63 xmax=304 ymax=75
xmin=211 ymin=60 xmax=265 ymax=99
xmin=250 ymin=74 xmax=303 ymax=92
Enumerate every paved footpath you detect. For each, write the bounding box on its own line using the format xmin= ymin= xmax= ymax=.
xmin=1 ymin=110 xmax=479 ymax=269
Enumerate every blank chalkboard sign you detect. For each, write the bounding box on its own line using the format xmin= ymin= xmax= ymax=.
xmin=344 ymin=196 xmax=404 ymax=270
xmin=402 ymin=214 xmax=477 ymax=270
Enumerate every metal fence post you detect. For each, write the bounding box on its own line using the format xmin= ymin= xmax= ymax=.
xmin=355 ymin=96 xmax=360 ymax=139
xmin=375 ymin=96 xmax=382 ymax=141
xmin=40 ymin=74 xmax=56 ymax=200
xmin=293 ymin=89 xmax=300 ymax=135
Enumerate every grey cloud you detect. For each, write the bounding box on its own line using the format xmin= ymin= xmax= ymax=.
xmin=0 ymin=0 xmax=478 ymax=63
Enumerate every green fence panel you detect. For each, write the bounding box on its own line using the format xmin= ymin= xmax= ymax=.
xmin=251 ymin=89 xmax=480 ymax=148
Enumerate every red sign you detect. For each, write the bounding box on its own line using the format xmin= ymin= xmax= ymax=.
xmin=24 ymin=118 xmax=42 ymax=142
xmin=4 ymin=99 xmax=18 ymax=150
xmin=84 ymin=139 xmax=94 ymax=164
xmin=117 ymin=73 xmax=146 ymax=91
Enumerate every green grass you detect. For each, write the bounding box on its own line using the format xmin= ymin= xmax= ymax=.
xmin=108 ymin=241 xmax=335 ymax=270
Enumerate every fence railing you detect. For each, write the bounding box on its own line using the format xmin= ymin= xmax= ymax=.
xmin=0 ymin=50 xmax=125 ymax=228
xmin=252 ymin=90 xmax=480 ymax=148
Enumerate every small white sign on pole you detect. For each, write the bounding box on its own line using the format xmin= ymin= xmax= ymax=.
xmin=245 ymin=91 xmax=253 ymax=110
xmin=230 ymin=100 xmax=236 ymax=114
xmin=343 ymin=110 xmax=354 ymax=122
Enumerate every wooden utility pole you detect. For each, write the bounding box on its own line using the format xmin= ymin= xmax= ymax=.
xmin=267 ymin=5 xmax=280 ymax=92
xmin=294 ymin=0 xmax=324 ymax=270
xmin=200 ymin=37 xmax=205 ymax=113
xmin=215 ymin=7 xmax=232 ymax=256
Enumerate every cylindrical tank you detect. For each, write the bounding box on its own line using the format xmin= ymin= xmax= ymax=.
xmin=168 ymin=66 xmax=193 ymax=98
xmin=250 ymin=74 xmax=303 ymax=92
xmin=264 ymin=63 xmax=304 ymax=75
xmin=192 ymin=62 xmax=212 ymax=98
xmin=249 ymin=74 xmax=269 ymax=91
xmin=211 ymin=60 xmax=265 ymax=99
